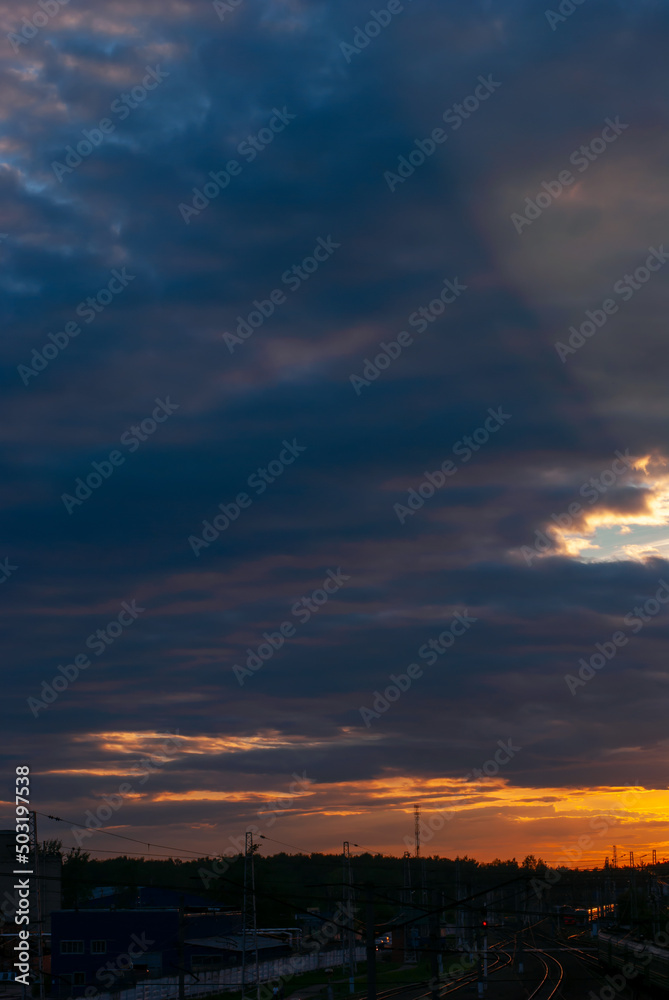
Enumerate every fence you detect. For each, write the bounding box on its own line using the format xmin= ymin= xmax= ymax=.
xmin=98 ymin=946 xmax=367 ymax=1000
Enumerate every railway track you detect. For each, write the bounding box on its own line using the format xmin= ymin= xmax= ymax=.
xmin=349 ymin=945 xmax=515 ymax=1000
xmin=526 ymin=949 xmax=564 ymax=1000
xmin=343 ymin=924 xmax=566 ymax=1000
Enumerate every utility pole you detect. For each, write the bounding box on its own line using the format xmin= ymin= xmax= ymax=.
xmin=365 ymin=884 xmax=376 ymax=1000
xmin=28 ymin=813 xmax=45 ymax=1000
xmin=242 ymin=833 xmax=259 ymax=1000
xmin=413 ymin=808 xmax=425 ymax=953
xmin=178 ymin=895 xmax=185 ymax=1000
xmin=482 ymin=903 xmax=488 ymax=992
xmin=612 ymin=845 xmax=617 ymax=869
xmin=342 ymin=842 xmax=356 ymax=992
xmin=428 ymin=889 xmax=440 ymax=1000
xmin=455 ymin=859 xmax=463 ymax=950
xmin=402 ymin=852 xmax=416 ymax=964
xmin=476 ymin=918 xmax=483 ymax=999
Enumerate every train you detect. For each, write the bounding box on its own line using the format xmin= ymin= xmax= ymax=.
xmin=554 ymin=903 xmax=615 ymax=927
xmin=598 ymin=929 xmax=669 ymax=992
xmin=554 ymin=905 xmax=576 ymax=926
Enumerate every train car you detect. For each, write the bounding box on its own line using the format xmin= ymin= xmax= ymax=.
xmin=588 ymin=903 xmax=615 ymax=922
xmin=554 ymin=905 xmax=576 ymax=926
xmin=574 ymin=908 xmax=588 ymax=928
xmin=598 ymin=929 xmax=669 ymax=992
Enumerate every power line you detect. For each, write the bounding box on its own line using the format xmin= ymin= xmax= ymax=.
xmin=36 ymin=809 xmax=207 ymax=856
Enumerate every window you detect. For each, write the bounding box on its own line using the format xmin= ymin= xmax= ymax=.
xmin=90 ymin=941 xmax=107 ymax=954
xmin=72 ymin=973 xmax=86 ymax=986
xmin=61 ymin=941 xmax=85 ymax=954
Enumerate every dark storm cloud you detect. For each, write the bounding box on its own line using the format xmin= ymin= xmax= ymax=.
xmin=2 ymin=0 xmax=669 ymax=855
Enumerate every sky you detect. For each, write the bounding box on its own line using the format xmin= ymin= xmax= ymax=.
xmin=2 ymin=0 xmax=669 ymax=868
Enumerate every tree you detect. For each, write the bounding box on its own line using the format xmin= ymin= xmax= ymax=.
xmin=40 ymin=839 xmax=63 ymax=857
